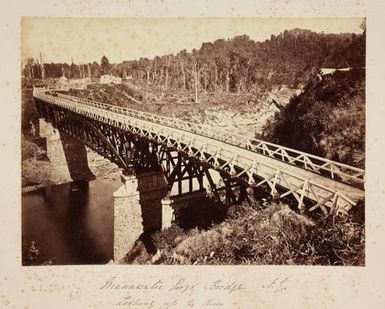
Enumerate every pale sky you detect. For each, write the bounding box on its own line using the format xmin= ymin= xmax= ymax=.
xmin=21 ymin=17 xmax=364 ymax=64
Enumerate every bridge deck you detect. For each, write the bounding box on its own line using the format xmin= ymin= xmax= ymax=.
xmin=210 ymin=141 xmax=364 ymax=203
xmin=33 ymin=89 xmax=364 ymax=213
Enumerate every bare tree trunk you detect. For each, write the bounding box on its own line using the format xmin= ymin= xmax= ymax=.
xmin=159 ymin=68 xmax=164 ymax=88
xmin=226 ymin=70 xmax=230 ymax=92
xmin=214 ymin=67 xmax=218 ymax=91
xmin=179 ymin=61 xmax=186 ymax=90
xmin=237 ymin=78 xmax=243 ymax=94
xmin=194 ymin=69 xmax=198 ymax=103
xmin=152 ymin=62 xmax=157 ymax=83
xmin=165 ymin=56 xmax=171 ymax=89
xmin=203 ymin=70 xmax=209 ymax=91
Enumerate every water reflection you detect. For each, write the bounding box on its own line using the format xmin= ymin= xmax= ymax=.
xmin=22 ymin=178 xmax=121 ymax=265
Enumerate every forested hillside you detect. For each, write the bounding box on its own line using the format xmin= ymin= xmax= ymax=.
xmin=23 ymin=27 xmax=365 ymax=96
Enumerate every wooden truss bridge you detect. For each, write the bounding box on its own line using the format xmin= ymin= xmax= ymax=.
xmin=33 ymin=88 xmax=364 ymax=216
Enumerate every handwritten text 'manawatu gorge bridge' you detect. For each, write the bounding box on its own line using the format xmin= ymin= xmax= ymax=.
xmin=33 ymin=88 xmax=365 ymax=261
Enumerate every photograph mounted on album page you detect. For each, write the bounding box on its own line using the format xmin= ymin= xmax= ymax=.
xmin=1 ymin=0 xmax=384 ymax=308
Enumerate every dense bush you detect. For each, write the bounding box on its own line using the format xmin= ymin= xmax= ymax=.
xmin=22 ymin=89 xmax=40 ymax=136
xmin=261 ymin=69 xmax=365 ymax=168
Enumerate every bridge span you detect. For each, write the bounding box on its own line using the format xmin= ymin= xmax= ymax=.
xmin=33 ymin=88 xmax=364 ymax=212
xmin=34 ymin=91 xmax=365 ymax=213
xmin=32 ymin=88 xmax=364 ymax=260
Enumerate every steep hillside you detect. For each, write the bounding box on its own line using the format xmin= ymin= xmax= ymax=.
xmin=67 ymin=81 xmax=301 ymax=140
xmin=261 ymin=68 xmax=365 ymax=168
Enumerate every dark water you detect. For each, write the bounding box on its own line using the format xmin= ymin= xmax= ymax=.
xmin=22 ymin=178 xmax=121 ymax=265
xmin=22 ymin=176 xmax=230 ymax=265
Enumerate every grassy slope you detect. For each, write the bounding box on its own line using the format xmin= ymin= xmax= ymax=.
xmin=125 ymin=201 xmax=364 ymax=266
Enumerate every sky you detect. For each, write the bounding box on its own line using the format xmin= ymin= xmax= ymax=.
xmin=21 ymin=17 xmax=364 ymax=65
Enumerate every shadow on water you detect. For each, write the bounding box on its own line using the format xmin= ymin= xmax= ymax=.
xmin=64 ymin=181 xmax=105 ymax=264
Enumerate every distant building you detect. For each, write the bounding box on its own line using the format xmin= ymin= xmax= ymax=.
xmin=100 ymin=74 xmax=122 ymax=84
xmin=100 ymin=75 xmax=112 ymax=84
xmin=56 ymin=76 xmax=70 ymax=91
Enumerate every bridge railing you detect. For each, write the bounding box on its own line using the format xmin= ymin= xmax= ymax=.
xmin=35 ymin=91 xmax=365 ymax=186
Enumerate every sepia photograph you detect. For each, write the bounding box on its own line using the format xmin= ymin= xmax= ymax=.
xmin=21 ymin=17 xmax=365 ymax=267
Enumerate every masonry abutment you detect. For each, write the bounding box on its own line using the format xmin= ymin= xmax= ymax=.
xmin=113 ymin=170 xmax=168 ymax=261
xmin=113 ymin=173 xmax=142 ymax=262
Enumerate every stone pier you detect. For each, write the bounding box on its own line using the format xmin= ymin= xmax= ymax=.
xmin=161 ymin=190 xmax=207 ymax=229
xmin=113 ymin=174 xmax=142 ymax=262
xmin=137 ymin=171 xmax=168 ymax=232
xmin=113 ymin=171 xmax=168 ymax=262
xmin=39 ymin=118 xmax=71 ymax=182
xmin=38 ymin=118 xmax=95 ymax=182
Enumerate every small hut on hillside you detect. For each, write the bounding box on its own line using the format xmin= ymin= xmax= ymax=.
xmin=100 ymin=75 xmax=112 ymax=84
xmin=100 ymin=74 xmax=122 ymax=84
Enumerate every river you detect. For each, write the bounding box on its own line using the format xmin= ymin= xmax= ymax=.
xmin=22 ymin=174 xmax=229 ymax=265
xmin=22 ymin=178 xmax=121 ymax=265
